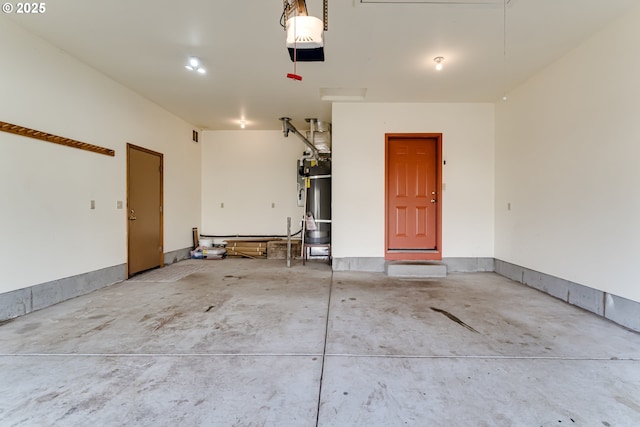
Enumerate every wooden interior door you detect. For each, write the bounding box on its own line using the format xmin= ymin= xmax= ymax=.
xmin=386 ymin=134 xmax=442 ymax=260
xmin=127 ymin=144 xmax=163 ymax=276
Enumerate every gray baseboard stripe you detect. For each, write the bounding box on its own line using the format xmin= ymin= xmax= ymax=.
xmin=495 ymin=259 xmax=640 ymax=333
xmin=164 ymin=247 xmax=192 ymax=265
xmin=0 ymin=264 xmax=126 ymax=322
xmin=332 ymin=257 xmax=386 ymax=272
xmin=332 ymin=257 xmax=494 ymax=273
xmin=443 ymin=257 xmax=495 ymax=272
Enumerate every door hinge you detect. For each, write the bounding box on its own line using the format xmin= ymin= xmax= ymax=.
xmin=159 ymin=246 xmax=163 ymax=253
xmin=159 ymin=206 xmax=163 ymax=213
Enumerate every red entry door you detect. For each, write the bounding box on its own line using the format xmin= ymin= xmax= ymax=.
xmin=387 ymin=136 xmax=439 ymax=252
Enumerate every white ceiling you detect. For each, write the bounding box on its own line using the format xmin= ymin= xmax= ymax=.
xmin=5 ymin=0 xmax=636 ymax=130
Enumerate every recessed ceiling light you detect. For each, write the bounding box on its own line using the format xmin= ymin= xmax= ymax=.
xmin=434 ymin=57 xmax=444 ymax=71
xmin=185 ymin=56 xmax=206 ymax=74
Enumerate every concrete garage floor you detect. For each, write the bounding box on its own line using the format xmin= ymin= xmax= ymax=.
xmin=1 ymin=259 xmax=639 ymax=426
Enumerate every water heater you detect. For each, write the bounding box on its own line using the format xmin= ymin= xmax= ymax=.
xmin=303 ymin=160 xmax=331 ymax=244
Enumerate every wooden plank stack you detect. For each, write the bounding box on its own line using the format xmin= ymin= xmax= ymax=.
xmin=267 ymin=239 xmax=302 ymax=260
xmin=223 ymin=239 xmax=270 ymax=258
xmin=216 ymin=238 xmax=303 ymax=259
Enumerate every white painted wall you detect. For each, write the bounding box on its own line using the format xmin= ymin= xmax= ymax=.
xmin=332 ymin=103 xmax=495 ymax=259
xmin=0 ymin=17 xmax=200 ymax=293
xmin=201 ymin=130 xmax=304 ymax=236
xmin=495 ymin=5 xmax=640 ymax=302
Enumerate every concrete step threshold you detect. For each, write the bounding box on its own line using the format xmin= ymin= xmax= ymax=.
xmin=385 ymin=261 xmax=447 ymax=278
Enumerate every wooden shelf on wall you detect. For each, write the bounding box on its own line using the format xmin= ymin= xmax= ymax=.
xmin=0 ymin=120 xmax=115 ymax=157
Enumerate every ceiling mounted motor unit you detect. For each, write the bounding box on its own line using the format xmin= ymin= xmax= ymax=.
xmin=283 ymin=0 xmax=326 ymax=62
xmin=286 ymin=16 xmax=324 ymax=61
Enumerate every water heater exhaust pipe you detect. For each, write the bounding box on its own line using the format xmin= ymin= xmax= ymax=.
xmin=279 ymin=117 xmax=319 ymax=159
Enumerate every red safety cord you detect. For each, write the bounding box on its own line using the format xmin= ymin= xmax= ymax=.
xmin=287 ymin=10 xmax=302 ymax=81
